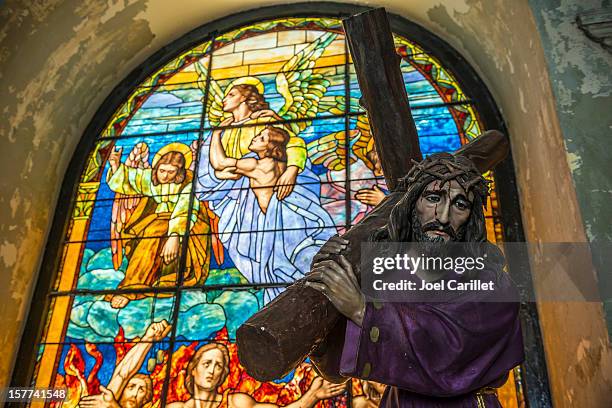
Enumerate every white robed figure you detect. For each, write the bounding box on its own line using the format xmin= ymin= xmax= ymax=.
xmin=196 ymin=125 xmax=336 ymax=303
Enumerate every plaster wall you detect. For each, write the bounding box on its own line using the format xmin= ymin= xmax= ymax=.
xmin=528 ymin=0 xmax=612 ymax=333
xmin=0 ymin=0 xmax=610 ymax=406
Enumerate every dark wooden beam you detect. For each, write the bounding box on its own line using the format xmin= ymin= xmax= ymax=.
xmin=236 ymin=130 xmax=511 ymax=382
xmin=344 ymin=7 xmax=422 ymax=190
xmin=236 ymin=8 xmax=424 ymax=381
xmin=236 ymin=191 xmax=405 ymax=381
xmin=454 ymin=129 xmax=508 ymax=173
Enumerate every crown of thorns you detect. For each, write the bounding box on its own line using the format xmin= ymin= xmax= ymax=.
xmin=397 ymin=153 xmax=491 ymax=202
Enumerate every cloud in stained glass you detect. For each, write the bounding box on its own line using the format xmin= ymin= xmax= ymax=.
xmin=61 ymin=294 xmax=174 ymax=342
xmin=62 ymin=288 xmax=259 ymax=344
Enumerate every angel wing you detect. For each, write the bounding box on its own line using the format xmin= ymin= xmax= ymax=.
xmin=276 ymin=32 xmax=338 ymax=135
xmin=194 ymin=60 xmax=228 ymax=127
xmin=351 ymin=113 xmax=376 ymax=168
xmin=308 ymin=94 xmax=376 ymax=172
xmin=307 ymin=129 xmax=360 ymax=171
xmin=110 ymin=142 xmax=151 ymax=270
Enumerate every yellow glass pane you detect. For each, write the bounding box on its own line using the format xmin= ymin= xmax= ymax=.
xmin=243 ymin=44 xmax=297 ymax=65
xmin=321 ymin=38 xmax=346 ymax=57
xmin=213 ymin=51 xmax=245 ymax=69
xmin=277 ymin=29 xmax=306 ymax=46
xmin=248 ymin=62 xmax=286 ymax=76
xmin=211 ymin=65 xmax=249 ymax=80
xmin=234 ymin=31 xmax=279 ymax=52
xmin=314 ymin=55 xmax=346 ymax=68
xmin=498 ymin=368 xmax=523 ymax=408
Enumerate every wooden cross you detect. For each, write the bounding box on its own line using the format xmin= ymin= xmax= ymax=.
xmin=235 ymin=8 xmax=508 ymax=382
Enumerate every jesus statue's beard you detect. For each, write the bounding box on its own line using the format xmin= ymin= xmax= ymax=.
xmin=411 ymin=210 xmax=465 ymax=242
xmin=411 ymin=210 xmax=467 ymax=259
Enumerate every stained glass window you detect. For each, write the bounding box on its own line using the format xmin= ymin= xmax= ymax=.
xmin=29 ymin=16 xmax=521 ymax=408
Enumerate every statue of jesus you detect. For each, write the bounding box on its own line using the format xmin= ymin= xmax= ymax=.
xmin=304 ymin=152 xmax=524 ymax=407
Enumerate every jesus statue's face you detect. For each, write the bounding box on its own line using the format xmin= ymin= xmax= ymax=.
xmin=414 ymin=179 xmax=473 ymax=243
xmin=156 ymin=164 xmax=179 ymax=184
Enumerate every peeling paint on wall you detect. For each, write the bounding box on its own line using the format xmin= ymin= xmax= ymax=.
xmin=529 ymin=0 xmax=612 ymax=339
xmin=565 ymin=150 xmax=583 ymax=173
xmin=0 ymin=0 xmax=156 ymax=388
xmin=540 ymin=1 xmax=611 ymax=102
xmin=0 ymin=241 xmax=17 ymax=268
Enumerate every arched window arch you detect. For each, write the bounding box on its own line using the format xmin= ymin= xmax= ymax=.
xmin=15 ymin=4 xmax=550 ymax=408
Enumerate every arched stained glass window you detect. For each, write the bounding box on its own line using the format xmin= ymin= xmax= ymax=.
xmin=25 ymin=13 xmax=525 ymax=408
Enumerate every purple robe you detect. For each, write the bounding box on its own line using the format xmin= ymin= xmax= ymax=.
xmin=311 ymin=264 xmax=524 ymax=408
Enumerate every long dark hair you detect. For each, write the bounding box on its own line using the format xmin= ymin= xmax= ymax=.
xmin=371 ymin=153 xmax=489 ymax=248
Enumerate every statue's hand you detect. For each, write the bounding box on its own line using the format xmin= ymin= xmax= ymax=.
xmin=305 ymin=255 xmax=365 ymax=326
xmin=312 ymin=235 xmax=349 ymax=265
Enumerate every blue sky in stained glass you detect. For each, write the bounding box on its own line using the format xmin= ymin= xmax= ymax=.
xmin=122 ymin=88 xmax=203 ymax=136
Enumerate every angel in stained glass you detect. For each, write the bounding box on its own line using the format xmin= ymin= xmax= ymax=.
xmin=106 ymin=142 xmax=213 ymax=309
xmin=195 ymin=33 xmax=341 ymax=300
xmin=307 ymin=110 xmax=388 ymax=227
xmin=198 ymin=123 xmax=335 ymax=304
xmin=194 ymin=32 xmax=338 ymax=201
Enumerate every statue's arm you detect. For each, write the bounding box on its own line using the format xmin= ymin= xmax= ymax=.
xmin=307 ymin=193 xmax=405 ymax=382
xmin=339 ymin=298 xmax=523 ymax=396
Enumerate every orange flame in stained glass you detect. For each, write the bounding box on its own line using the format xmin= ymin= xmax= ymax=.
xmin=51 ymin=327 xmax=346 ymax=408
xmin=165 ymin=326 xmax=342 ymax=408
xmin=60 ymin=344 xmax=87 ymax=407
xmin=114 ymin=326 xmax=136 ymax=364
xmin=85 ymin=343 xmax=103 ymax=395
xmin=147 ymin=348 xmax=169 ymax=406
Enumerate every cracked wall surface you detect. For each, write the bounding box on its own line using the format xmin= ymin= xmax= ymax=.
xmin=422 ymin=1 xmax=612 ymax=402
xmin=528 ymin=0 xmax=612 ymax=336
xmin=0 ymin=0 xmax=610 ymax=406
